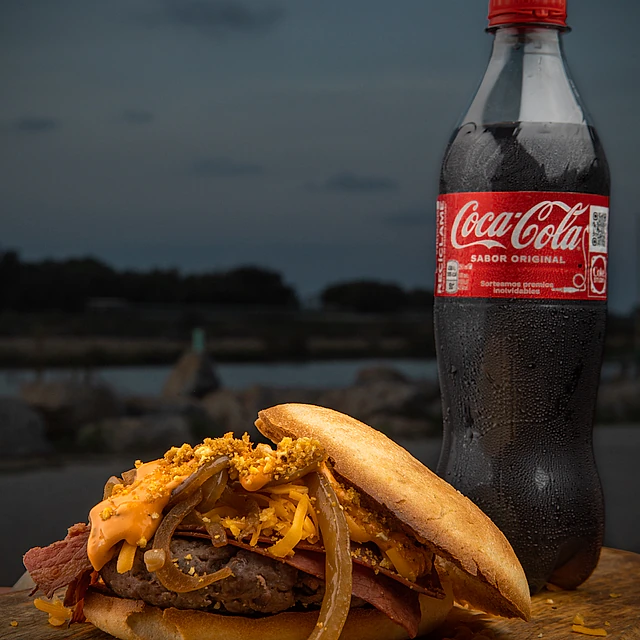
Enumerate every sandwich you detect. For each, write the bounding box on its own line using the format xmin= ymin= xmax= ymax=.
xmin=23 ymin=403 xmax=530 ymax=640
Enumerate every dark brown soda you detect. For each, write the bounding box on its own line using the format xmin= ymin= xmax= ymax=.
xmin=435 ymin=121 xmax=610 ymax=594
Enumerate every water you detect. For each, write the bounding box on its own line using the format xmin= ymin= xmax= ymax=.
xmin=0 ymin=358 xmax=624 ymax=398
xmin=0 ymin=359 xmax=439 ymax=397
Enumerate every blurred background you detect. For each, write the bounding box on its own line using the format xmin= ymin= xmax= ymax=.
xmin=1 ymin=0 xmax=639 ymax=586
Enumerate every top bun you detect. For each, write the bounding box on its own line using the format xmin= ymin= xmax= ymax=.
xmin=256 ymin=403 xmax=530 ymax=621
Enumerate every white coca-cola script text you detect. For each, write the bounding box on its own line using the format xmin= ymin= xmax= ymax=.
xmin=451 ymin=200 xmax=588 ymax=251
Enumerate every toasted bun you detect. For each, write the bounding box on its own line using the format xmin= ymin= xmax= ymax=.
xmin=256 ymin=404 xmax=530 ymax=621
xmin=83 ymin=586 xmax=454 ymax=640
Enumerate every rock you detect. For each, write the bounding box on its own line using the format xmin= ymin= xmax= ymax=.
xmin=162 ymin=352 xmax=221 ymax=399
xmin=19 ymin=380 xmax=120 ymax=438
xmin=239 ymin=386 xmax=323 ymax=442
xmin=201 ymin=389 xmax=253 ymax=438
xmin=319 ymin=380 xmax=428 ymax=420
xmin=123 ymin=395 xmax=224 ymax=442
xmin=76 ymin=363 xmax=447 ymax=454
xmin=0 ymin=396 xmax=52 ymax=458
xmin=240 ymin=385 xmax=322 ymax=421
xmin=318 ymin=367 xmax=442 ymax=438
xmin=202 ymin=366 xmax=442 ymax=441
xmin=124 ymin=395 xmax=200 ymax=416
xmin=78 ymin=415 xmax=198 ymax=455
xmin=201 ymin=386 xmax=323 ymax=442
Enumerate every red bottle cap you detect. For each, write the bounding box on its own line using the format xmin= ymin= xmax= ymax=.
xmin=488 ymin=0 xmax=567 ymax=28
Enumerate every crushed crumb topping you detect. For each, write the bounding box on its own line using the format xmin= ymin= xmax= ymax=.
xmin=163 ymin=432 xmax=324 ymax=485
xmin=105 ymin=432 xmax=323 ymax=510
xmin=100 ymin=507 xmax=115 ymax=521
xmin=99 ymin=431 xmax=325 ymax=539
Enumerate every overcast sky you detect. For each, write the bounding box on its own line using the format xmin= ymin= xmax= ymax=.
xmin=1 ymin=0 xmax=638 ymax=312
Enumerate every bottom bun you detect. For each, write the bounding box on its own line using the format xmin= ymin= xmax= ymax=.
xmin=83 ymin=583 xmax=453 ymax=640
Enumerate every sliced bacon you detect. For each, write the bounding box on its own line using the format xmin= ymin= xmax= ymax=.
xmin=296 ymin=539 xmax=445 ymax=600
xmin=64 ymin=568 xmax=91 ymax=607
xmin=65 ymin=568 xmax=98 ymax=623
xmin=280 ymin=548 xmax=422 ymax=638
xmin=23 ymin=523 xmax=92 ymax=598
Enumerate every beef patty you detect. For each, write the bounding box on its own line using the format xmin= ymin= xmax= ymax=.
xmin=100 ymin=537 xmax=325 ymax=614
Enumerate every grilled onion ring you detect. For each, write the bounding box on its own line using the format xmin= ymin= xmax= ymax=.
xmin=166 ymin=456 xmax=230 ymax=511
xmin=263 ymin=460 xmax=321 ymax=488
xmin=153 ymin=488 xmax=231 ymax=593
xmin=197 ymin=468 xmax=229 ymax=513
xmin=306 ymin=468 xmax=352 ymax=640
xmin=194 ymin=511 xmax=228 ymax=548
xmin=102 ymin=468 xmax=137 ymax=500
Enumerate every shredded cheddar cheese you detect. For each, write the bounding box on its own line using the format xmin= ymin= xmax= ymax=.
xmin=87 ymin=433 xmax=323 ymax=571
xmin=268 ymin=493 xmax=311 ymax=557
xmin=117 ymin=541 xmax=138 ymax=574
xmin=572 ymin=625 xmax=607 ymax=637
xmin=34 ymin=597 xmax=72 ymax=627
xmin=203 ymin=479 xmax=320 ymax=551
xmin=385 ymin=547 xmax=419 ymax=582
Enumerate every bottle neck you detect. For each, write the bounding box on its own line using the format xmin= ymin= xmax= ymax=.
xmin=463 ymin=26 xmax=586 ymax=126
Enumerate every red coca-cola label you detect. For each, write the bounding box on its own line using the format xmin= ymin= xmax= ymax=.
xmin=435 ymin=192 xmax=609 ymax=300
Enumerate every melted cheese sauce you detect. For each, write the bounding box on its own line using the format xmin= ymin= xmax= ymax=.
xmin=87 ymin=461 xmax=186 ymax=570
xmin=86 ymin=435 xmax=323 ymax=571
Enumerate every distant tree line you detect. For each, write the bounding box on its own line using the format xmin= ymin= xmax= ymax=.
xmin=0 ymin=251 xmax=299 ymax=312
xmin=321 ymin=281 xmax=433 ymax=313
xmin=0 ymin=250 xmax=434 ymax=314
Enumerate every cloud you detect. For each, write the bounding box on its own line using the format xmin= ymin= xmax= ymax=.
xmin=13 ymin=117 xmax=58 ymax=133
xmin=189 ymin=156 xmax=264 ymax=177
xmin=309 ymin=171 xmax=399 ymax=193
xmin=121 ymin=109 xmax=154 ymax=125
xmin=382 ymin=207 xmax=430 ymax=227
xmin=137 ymin=1 xmax=285 ymax=37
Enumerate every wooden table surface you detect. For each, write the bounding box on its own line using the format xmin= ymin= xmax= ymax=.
xmin=2 ymin=548 xmax=639 ymax=640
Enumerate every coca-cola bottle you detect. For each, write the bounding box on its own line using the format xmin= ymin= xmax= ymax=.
xmin=434 ymin=0 xmax=609 ymax=594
